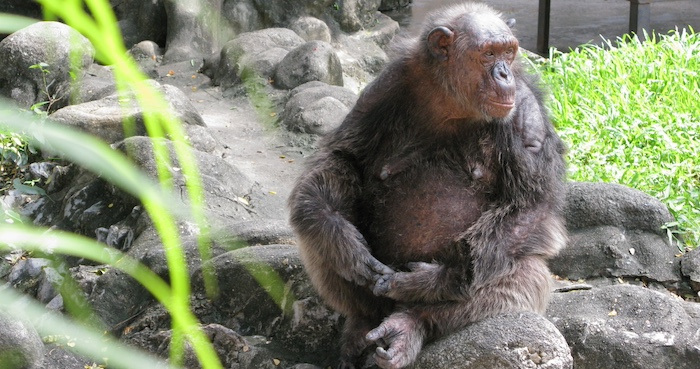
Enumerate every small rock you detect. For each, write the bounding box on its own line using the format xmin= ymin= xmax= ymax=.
xmin=8 ymin=258 xmax=51 ymax=295
xmin=128 ymin=40 xmax=163 ymax=78
xmin=36 ymin=266 xmax=62 ymax=304
xmin=69 ymin=264 xmax=110 ymax=295
xmin=288 ymin=17 xmax=332 ymax=43
xmin=681 ymin=247 xmax=700 ymax=292
xmin=289 ymin=96 xmax=348 ymax=135
xmin=286 ymin=364 xmax=322 ymax=369
xmin=379 ymin=0 xmax=412 ymax=11
xmin=331 ymin=0 xmax=383 ymax=32
xmin=27 ymin=162 xmax=75 ymax=194
xmin=95 ymin=205 xmax=141 ymax=251
xmin=46 ymin=294 xmax=64 ymax=311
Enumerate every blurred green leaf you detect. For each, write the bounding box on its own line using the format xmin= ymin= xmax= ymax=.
xmin=0 ymin=285 xmax=177 ymax=369
xmin=12 ymin=178 xmax=47 ymax=196
xmin=0 ymin=13 xmax=38 ymax=33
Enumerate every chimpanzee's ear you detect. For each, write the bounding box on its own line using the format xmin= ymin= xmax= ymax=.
xmin=428 ymin=26 xmax=454 ymax=62
xmin=506 ymin=18 xmax=516 ymax=28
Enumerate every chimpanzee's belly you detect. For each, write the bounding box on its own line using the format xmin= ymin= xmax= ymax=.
xmin=364 ymin=166 xmax=487 ymax=265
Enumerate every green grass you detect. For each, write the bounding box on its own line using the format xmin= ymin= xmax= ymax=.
xmin=537 ymin=28 xmax=700 ymax=248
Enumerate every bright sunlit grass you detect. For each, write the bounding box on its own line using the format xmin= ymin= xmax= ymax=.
xmin=538 ymin=28 xmax=700 ymax=248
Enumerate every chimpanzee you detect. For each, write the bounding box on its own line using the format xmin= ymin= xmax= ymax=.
xmin=288 ymin=3 xmax=567 ymax=369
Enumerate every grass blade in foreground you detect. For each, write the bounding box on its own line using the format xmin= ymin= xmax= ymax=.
xmin=0 ymin=14 xmax=38 ymax=33
xmin=0 ymin=285 xmax=177 ymax=369
xmin=0 ymin=103 xmax=223 ymax=369
xmin=0 ymin=227 xmax=222 ymax=368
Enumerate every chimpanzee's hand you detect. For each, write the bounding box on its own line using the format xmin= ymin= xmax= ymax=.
xmin=347 ymin=252 xmax=396 ymax=288
xmin=372 ymin=262 xmax=443 ymax=301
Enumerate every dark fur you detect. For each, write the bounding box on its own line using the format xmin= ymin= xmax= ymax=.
xmin=288 ymin=3 xmax=567 ymax=369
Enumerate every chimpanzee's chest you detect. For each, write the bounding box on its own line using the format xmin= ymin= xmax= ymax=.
xmin=360 ymin=157 xmax=494 ymax=266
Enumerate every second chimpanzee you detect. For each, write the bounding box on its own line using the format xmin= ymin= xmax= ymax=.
xmin=288 ymin=2 xmax=568 ymax=369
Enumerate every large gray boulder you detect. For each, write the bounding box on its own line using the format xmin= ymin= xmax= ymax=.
xmin=210 ymin=28 xmax=305 ymax=89
xmin=547 ymin=284 xmax=700 ymax=369
xmin=112 ymin=135 xmax=282 ymax=226
xmin=250 ymin=0 xmax=382 ymax=33
xmin=49 ymin=82 xmax=205 ymax=144
xmin=0 ymin=22 xmax=95 ymax=111
xmin=86 ymin=230 xmax=222 ymax=329
xmin=274 ymin=41 xmax=343 ymax=89
xmin=0 ymin=313 xmax=44 ymax=369
xmin=551 ymin=182 xmax=682 ymax=290
xmin=563 ymin=182 xmax=675 ymax=232
xmin=280 ymin=81 xmax=357 ymax=135
xmin=163 ymin=0 xmax=230 ymax=63
xmin=71 ymin=64 xmax=117 ymax=104
xmin=83 ymin=132 xmax=289 ymax=328
xmin=414 ymin=311 xmax=573 ymax=369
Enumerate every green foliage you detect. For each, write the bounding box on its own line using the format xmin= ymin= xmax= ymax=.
xmin=0 ymin=14 xmax=36 ymax=33
xmin=240 ymin=67 xmax=278 ymax=129
xmin=0 ymin=130 xmax=34 ymax=168
xmin=0 ymin=128 xmax=39 ymax=198
xmin=28 ymin=62 xmax=60 ymax=114
xmin=0 ymin=1 xmax=223 ymax=368
xmin=538 ymin=28 xmax=700 ymax=248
